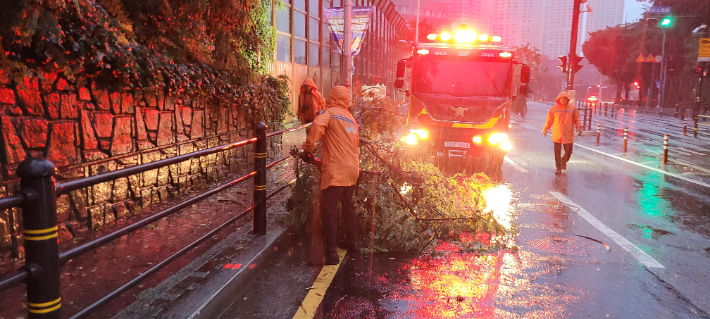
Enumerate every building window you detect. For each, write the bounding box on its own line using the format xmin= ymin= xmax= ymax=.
xmin=309 ymin=0 xmax=319 ymax=16
xmin=295 ymin=39 xmax=307 ymax=64
xmin=323 ymin=22 xmax=331 ymax=46
xmin=309 ymin=42 xmax=320 ymax=66
xmin=322 ymin=46 xmax=331 ymax=67
xmin=309 ymin=17 xmax=319 ymax=41
xmin=294 ymin=11 xmax=306 ymax=38
xmin=276 ymin=8 xmax=291 ymax=33
xmin=294 ymin=0 xmax=306 ymax=11
xmin=277 ymin=33 xmax=292 ymax=62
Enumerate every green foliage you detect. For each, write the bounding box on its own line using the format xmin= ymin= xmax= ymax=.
xmin=0 ymin=0 xmax=288 ymax=120
xmin=289 ymin=90 xmax=511 ymax=254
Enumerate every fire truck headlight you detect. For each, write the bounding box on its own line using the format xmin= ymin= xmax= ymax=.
xmin=472 ymin=136 xmax=482 ymax=144
xmin=414 ymin=129 xmax=429 ymax=139
xmin=488 ymin=133 xmax=509 ymax=145
xmin=427 ymin=34 xmax=437 ymax=40
xmin=405 ymin=134 xmax=418 ymax=145
xmin=500 ymin=140 xmax=512 ymax=151
xmin=441 ymin=32 xmax=452 ymax=41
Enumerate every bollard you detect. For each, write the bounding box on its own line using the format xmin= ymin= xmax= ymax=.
xmin=662 ymin=135 xmax=668 ymax=164
xmin=253 ymin=122 xmax=268 ymax=235
xmin=623 ymin=128 xmax=628 ymax=152
xmin=17 ymin=157 xmax=62 ymax=319
xmin=596 ymin=123 xmax=600 ymax=145
xmin=684 ymin=121 xmax=687 ymax=136
xmin=694 ymin=116 xmax=699 ymax=138
xmin=604 ymin=103 xmax=608 ymax=117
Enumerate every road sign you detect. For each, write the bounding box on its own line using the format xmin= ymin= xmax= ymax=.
xmin=324 ymin=6 xmax=374 ymax=56
xmin=644 ymin=54 xmax=656 ymax=63
xmin=699 ymin=38 xmax=710 ymax=62
xmin=655 ymin=55 xmax=663 ymax=63
xmin=635 ymin=53 xmax=645 ymax=63
xmin=650 ymin=6 xmax=671 ymax=14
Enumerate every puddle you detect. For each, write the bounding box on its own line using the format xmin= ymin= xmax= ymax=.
xmin=628 ymin=224 xmax=674 ymax=240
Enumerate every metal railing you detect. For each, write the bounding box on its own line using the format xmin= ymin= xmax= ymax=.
xmin=0 ymin=121 xmax=310 ymax=319
xmin=575 ymin=100 xmax=594 ymax=131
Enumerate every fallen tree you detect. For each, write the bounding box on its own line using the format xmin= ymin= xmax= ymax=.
xmin=288 ymin=88 xmax=514 ymax=254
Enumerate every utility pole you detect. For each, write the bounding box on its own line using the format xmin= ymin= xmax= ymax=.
xmin=659 ymin=28 xmax=667 ymax=108
xmin=415 ymin=0 xmax=421 ymax=44
xmin=341 ymin=0 xmax=352 ymax=88
xmin=566 ymin=0 xmax=582 ymax=94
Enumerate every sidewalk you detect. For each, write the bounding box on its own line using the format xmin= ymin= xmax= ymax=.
xmin=0 ymin=131 xmax=305 ymax=319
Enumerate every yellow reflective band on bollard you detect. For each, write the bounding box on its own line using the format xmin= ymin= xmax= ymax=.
xmin=24 ymin=226 xmax=58 ymax=241
xmin=254 ymin=185 xmax=267 ymax=191
xmin=28 ymin=297 xmax=61 ymax=314
xmin=255 ymin=153 xmax=267 ymax=158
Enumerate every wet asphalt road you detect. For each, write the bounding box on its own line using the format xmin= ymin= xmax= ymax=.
xmin=219 ymin=101 xmax=710 ymax=318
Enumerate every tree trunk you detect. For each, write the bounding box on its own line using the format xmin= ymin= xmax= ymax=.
xmin=616 ymin=79 xmax=623 ymax=102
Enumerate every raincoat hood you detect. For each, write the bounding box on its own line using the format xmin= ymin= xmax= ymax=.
xmin=302 ymin=78 xmax=317 ymax=89
xmin=555 ymin=91 xmax=572 ymax=106
xmin=326 ymin=86 xmax=351 ymax=109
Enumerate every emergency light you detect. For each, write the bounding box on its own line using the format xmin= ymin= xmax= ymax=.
xmin=425 ymin=31 xmax=503 ymax=44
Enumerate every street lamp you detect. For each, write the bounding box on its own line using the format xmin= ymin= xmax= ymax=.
xmin=659 ymin=16 xmax=674 ymax=108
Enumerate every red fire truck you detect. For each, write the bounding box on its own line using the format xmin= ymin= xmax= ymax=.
xmin=395 ymin=28 xmax=530 ymax=173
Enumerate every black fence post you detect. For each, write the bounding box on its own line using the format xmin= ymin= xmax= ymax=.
xmin=17 ymin=158 xmax=61 ymax=319
xmin=253 ymin=122 xmax=268 ymax=235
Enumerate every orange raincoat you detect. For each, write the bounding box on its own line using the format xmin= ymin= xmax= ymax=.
xmin=543 ymin=91 xmax=582 ymax=144
xmin=298 ymin=78 xmax=326 ymax=123
xmin=301 ymin=86 xmax=360 ymax=189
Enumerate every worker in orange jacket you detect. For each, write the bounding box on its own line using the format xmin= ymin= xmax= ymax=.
xmin=543 ymin=91 xmax=582 ymax=174
xmin=300 ymin=86 xmax=359 ymax=265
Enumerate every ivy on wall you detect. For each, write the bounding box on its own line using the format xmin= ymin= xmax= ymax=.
xmin=0 ymin=0 xmax=288 ymax=120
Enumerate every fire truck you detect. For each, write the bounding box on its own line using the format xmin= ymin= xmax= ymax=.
xmin=394 ymin=27 xmax=530 ymax=173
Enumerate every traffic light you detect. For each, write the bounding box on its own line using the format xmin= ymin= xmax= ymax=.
xmin=660 ymin=16 xmax=674 ymax=27
xmin=633 ymin=81 xmax=640 ymax=89
xmin=558 ymin=56 xmax=568 ymax=73
xmin=569 ymin=55 xmax=584 ymax=74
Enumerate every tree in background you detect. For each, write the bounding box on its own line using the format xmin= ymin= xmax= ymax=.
xmin=582 ymin=25 xmax=639 ymax=101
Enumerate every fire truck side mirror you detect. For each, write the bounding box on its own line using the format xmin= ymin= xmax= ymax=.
xmin=395 ymin=79 xmax=405 ymax=89
xmin=396 ymin=60 xmax=406 ymax=78
xmin=521 ymin=65 xmax=531 ymax=84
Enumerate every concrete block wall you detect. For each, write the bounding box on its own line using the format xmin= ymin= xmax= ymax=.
xmin=0 ymin=70 xmax=283 ymax=259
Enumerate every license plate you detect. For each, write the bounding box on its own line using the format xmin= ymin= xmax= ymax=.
xmin=444 ymin=141 xmax=470 ymax=148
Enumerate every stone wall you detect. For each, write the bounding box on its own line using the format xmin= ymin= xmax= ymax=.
xmin=0 ymin=70 xmax=282 ymax=259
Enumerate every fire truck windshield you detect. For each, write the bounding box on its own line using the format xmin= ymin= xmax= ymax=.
xmin=412 ymin=57 xmax=512 ymax=97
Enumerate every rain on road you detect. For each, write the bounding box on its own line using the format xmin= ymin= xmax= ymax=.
xmin=221 ymin=101 xmax=710 ymax=319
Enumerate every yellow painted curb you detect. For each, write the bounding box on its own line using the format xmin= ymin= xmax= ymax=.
xmin=292 ymin=248 xmax=347 ymax=319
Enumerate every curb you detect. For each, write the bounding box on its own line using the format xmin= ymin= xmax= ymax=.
xmin=112 ymin=196 xmax=293 ymax=319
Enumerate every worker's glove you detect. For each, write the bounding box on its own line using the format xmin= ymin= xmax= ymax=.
xmin=299 ymin=150 xmax=315 ymax=163
xmin=542 ymin=129 xmax=548 ymax=137
xmin=298 ymin=150 xmax=322 ymax=168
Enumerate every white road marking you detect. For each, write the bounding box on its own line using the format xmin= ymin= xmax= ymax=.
xmin=678 ymin=147 xmax=706 ymax=156
xmin=504 ymin=157 xmax=528 ymax=172
xmin=575 ymin=143 xmax=710 ymax=188
xmin=520 ymin=123 xmax=538 ymax=131
xmin=549 ymin=192 xmax=665 ymax=269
